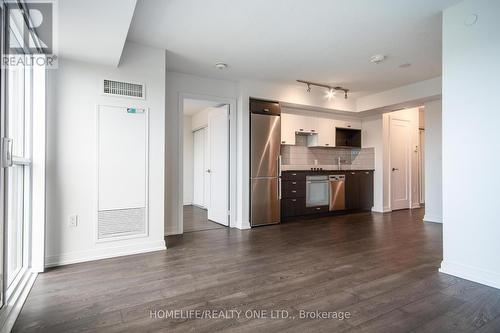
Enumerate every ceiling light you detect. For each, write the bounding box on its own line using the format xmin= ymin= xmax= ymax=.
xmin=215 ymin=62 xmax=228 ymax=70
xmin=297 ymin=80 xmax=349 ymax=99
xmin=326 ymin=88 xmax=335 ymax=99
xmin=370 ymin=54 xmax=386 ymax=64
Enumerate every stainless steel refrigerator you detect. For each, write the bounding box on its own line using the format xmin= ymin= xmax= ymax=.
xmin=250 ymin=99 xmax=281 ymax=226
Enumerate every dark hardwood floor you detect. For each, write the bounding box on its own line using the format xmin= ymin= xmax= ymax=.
xmin=183 ymin=205 xmax=226 ymax=233
xmin=13 ymin=209 xmax=500 ymax=332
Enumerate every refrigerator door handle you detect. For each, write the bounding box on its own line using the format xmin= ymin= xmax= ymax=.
xmin=278 ymin=178 xmax=282 ymax=200
xmin=277 ymin=155 xmax=282 ymax=177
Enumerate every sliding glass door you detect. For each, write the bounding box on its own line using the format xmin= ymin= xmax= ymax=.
xmin=0 ymin=1 xmax=33 ymax=308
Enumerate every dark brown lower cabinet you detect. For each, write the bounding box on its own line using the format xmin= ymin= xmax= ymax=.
xmin=281 ymin=198 xmax=305 ymax=218
xmin=359 ymin=171 xmax=374 ymax=210
xmin=346 ymin=171 xmax=374 ymax=211
xmin=281 ymin=170 xmax=374 ymax=221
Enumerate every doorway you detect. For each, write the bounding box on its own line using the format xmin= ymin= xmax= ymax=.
xmin=182 ymin=98 xmax=230 ymax=232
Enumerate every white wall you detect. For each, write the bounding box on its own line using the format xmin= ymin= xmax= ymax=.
xmin=45 ymin=41 xmax=166 ymax=266
xmin=361 ymin=115 xmax=386 ymax=212
xmin=191 ymin=108 xmax=210 ymax=130
xmin=423 ymin=100 xmax=442 ymax=223
xmin=440 ymin=0 xmax=500 ymax=289
xmin=357 ymin=77 xmax=442 ymax=112
xmin=183 ymin=115 xmax=193 ymax=205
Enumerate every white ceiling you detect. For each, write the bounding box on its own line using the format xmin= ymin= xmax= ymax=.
xmin=183 ymin=99 xmax=223 ymax=116
xmin=58 ymin=0 xmax=137 ymax=66
xmin=128 ymin=0 xmax=460 ymax=95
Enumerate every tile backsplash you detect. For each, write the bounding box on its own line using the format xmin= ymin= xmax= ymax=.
xmin=281 ymin=135 xmax=374 ymax=169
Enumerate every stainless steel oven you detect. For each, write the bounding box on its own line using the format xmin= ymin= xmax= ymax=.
xmin=306 ymin=175 xmax=329 ymax=207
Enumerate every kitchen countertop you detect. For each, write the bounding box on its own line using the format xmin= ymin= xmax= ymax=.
xmin=282 ymin=165 xmax=374 ymax=172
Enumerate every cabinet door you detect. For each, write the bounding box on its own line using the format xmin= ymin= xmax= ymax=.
xmin=282 ymin=198 xmax=305 ymax=218
xmin=316 ymin=119 xmax=335 ymax=147
xmin=359 ymin=171 xmax=374 ymax=210
xmin=295 ymin=115 xmax=315 ymax=133
xmin=346 ymin=171 xmax=361 ymax=210
xmin=335 ymin=119 xmax=362 ymax=130
xmin=281 ymin=113 xmax=297 ymax=145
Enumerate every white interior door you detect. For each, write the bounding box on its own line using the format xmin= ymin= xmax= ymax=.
xmin=207 ymin=106 xmax=229 ymax=226
xmin=391 ymin=118 xmax=411 ymax=210
xmin=192 ymin=128 xmax=206 ymax=208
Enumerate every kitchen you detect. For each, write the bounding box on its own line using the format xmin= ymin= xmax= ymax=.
xmin=250 ymin=98 xmax=374 ymax=226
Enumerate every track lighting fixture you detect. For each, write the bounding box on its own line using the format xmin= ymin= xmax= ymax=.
xmin=297 ymin=80 xmax=349 ymax=99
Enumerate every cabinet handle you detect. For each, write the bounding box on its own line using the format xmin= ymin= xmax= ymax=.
xmin=292 ymin=190 xmax=297 ymax=193
xmin=281 ymin=141 xmax=286 ymax=144
xmin=292 ymin=173 xmax=297 ymax=176
xmin=263 ymin=108 xmax=270 ymax=113
xmin=325 ymin=143 xmax=329 ymax=146
xmin=316 ymin=207 xmax=321 ymax=210
xmin=311 ymin=129 xmax=315 ymax=132
xmin=292 ymin=182 xmax=297 ymax=185
xmin=351 ymin=172 xmax=355 ymax=175
xmin=292 ymin=199 xmax=297 ymax=202
xmin=365 ymin=172 xmax=369 ymax=174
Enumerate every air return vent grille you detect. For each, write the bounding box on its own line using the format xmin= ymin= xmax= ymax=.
xmin=103 ymin=79 xmax=145 ymax=99
xmin=98 ymin=208 xmax=146 ymax=240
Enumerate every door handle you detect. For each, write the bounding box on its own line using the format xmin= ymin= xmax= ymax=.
xmin=392 ymin=168 xmax=399 ymax=172
xmin=1 ymin=138 xmax=13 ymax=168
xmin=277 ymin=155 xmax=282 ymax=177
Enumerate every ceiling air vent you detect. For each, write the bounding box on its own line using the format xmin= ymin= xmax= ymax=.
xmin=103 ymin=79 xmax=145 ymax=99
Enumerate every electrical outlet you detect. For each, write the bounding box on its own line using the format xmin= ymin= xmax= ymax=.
xmin=69 ymin=214 xmax=78 ymax=228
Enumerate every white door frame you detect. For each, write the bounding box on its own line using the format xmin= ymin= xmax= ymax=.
xmin=177 ymin=93 xmax=237 ymax=234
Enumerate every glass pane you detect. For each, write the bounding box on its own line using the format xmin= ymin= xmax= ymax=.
xmin=7 ymin=52 xmax=25 ymax=157
xmin=6 ymin=165 xmax=25 ymax=286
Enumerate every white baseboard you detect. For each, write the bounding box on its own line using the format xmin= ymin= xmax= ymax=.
xmin=411 ymin=203 xmax=421 ymax=209
xmin=0 ymin=270 xmax=37 ymax=333
xmin=45 ymin=240 xmax=166 ymax=267
xmin=372 ymin=206 xmax=392 ymax=213
xmin=423 ymin=214 xmax=442 ymax=223
xmin=440 ymin=260 xmax=500 ymax=290
xmin=234 ymin=220 xmax=251 ymax=230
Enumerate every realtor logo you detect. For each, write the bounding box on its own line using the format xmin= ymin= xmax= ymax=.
xmin=3 ymin=0 xmax=57 ymax=68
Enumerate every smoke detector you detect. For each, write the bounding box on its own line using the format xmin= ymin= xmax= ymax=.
xmin=370 ymin=54 xmax=386 ymax=64
xmin=215 ymin=62 xmax=228 ymax=70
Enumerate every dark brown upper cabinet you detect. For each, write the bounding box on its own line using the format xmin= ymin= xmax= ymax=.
xmin=335 ymin=128 xmax=361 ymax=148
